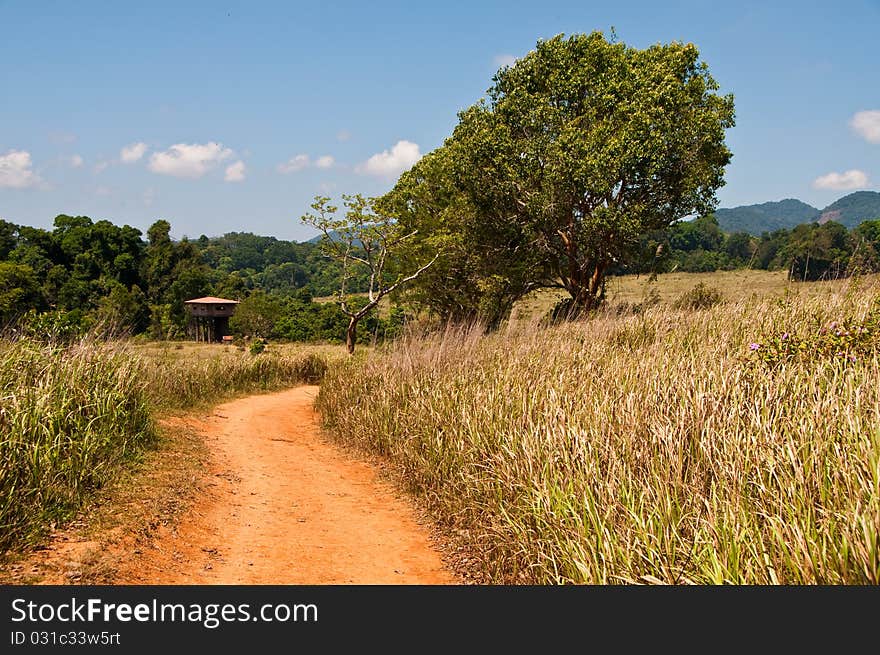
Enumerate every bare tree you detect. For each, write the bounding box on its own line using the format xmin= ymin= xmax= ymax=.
xmin=301 ymin=194 xmax=437 ymax=354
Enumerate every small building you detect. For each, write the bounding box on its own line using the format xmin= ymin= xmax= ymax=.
xmin=183 ymin=296 xmax=239 ymax=342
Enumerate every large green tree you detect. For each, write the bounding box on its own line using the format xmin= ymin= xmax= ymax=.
xmin=229 ymin=290 xmax=282 ymax=338
xmin=0 ymin=262 xmax=43 ymax=323
xmin=388 ymin=31 xmax=735 ymax=315
xmin=782 ymin=222 xmax=850 ymax=281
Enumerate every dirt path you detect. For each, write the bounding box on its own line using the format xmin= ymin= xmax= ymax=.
xmin=117 ymin=386 xmax=455 ymax=584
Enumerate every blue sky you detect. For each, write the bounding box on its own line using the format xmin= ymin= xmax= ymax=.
xmin=1 ymin=0 xmax=878 ymax=242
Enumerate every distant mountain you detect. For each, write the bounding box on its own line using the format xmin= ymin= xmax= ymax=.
xmin=715 ymin=199 xmax=820 ymax=235
xmin=816 ymin=191 xmax=880 ymax=228
xmin=716 ymin=192 xmax=880 ymax=235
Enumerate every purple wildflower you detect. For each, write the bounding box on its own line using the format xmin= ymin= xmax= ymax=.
xmin=749 ymin=343 xmax=761 ymax=351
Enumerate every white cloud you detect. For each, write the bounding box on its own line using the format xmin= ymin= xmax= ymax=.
xmin=851 ymin=110 xmax=880 ymax=144
xmin=278 ymin=154 xmax=335 ymax=173
xmin=148 ymin=142 xmax=233 ymax=178
xmin=224 ymin=160 xmax=246 ymax=182
xmin=94 ymin=160 xmax=109 ymax=174
xmin=0 ymin=150 xmax=42 ymax=188
xmin=336 ymin=130 xmax=351 ymax=142
xmin=494 ymin=54 xmax=517 ymax=68
xmin=812 ymin=169 xmax=870 ymax=190
xmin=356 ymin=140 xmax=422 ymax=177
xmin=277 ymin=154 xmax=310 ymax=173
xmin=69 ymin=154 xmax=84 ymax=168
xmin=120 ymin=142 xmax=148 ymax=163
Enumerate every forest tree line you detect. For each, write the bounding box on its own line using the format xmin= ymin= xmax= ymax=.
xmin=1 ymin=211 xmax=879 ymax=342
xmin=0 ymin=214 xmax=389 ymax=343
xmin=627 ymin=214 xmax=880 ymax=280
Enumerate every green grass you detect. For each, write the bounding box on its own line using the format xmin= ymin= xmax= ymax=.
xmin=0 ymin=340 xmax=154 ymax=551
xmin=317 ymin=276 xmax=880 ymax=584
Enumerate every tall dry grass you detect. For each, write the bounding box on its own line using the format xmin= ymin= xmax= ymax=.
xmin=0 ymin=338 xmax=330 ymax=552
xmin=318 ymin=281 xmax=880 ymax=584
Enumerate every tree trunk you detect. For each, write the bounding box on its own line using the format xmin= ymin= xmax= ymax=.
xmin=562 ymin=261 xmax=606 ymax=318
xmin=346 ymin=317 xmax=357 ymax=355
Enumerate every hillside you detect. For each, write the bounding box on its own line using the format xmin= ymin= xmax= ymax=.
xmin=816 ymin=191 xmax=880 ymax=228
xmin=715 ymin=199 xmax=820 ymax=235
xmin=717 ymin=192 xmax=880 ymax=235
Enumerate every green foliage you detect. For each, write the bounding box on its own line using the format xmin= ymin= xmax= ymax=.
xmin=749 ymin=298 xmax=880 ymax=368
xmin=724 ymin=231 xmax=754 ymax=263
xmin=94 ymin=282 xmax=150 ymax=336
xmin=0 ymin=220 xmax=18 ymax=260
xmin=301 ymin=194 xmax=436 ymax=353
xmin=195 ymin=231 xmax=367 ymax=297
xmin=849 ymin=219 xmax=880 ymax=274
xmin=621 ymin=212 xmax=880 ymax=280
xmin=669 ymin=214 xmax=725 ymax=253
xmin=249 ymin=338 xmax=266 ymax=355
xmin=229 ymin=290 xmax=281 ymax=338
xmin=383 ymin=31 xmax=735 ymax=316
xmin=0 ymin=212 xmax=385 ymax=342
xmin=0 ymin=261 xmax=43 ymax=322
xmin=380 ymin=147 xmax=533 ymax=326
xmin=781 ymin=222 xmax=850 ymax=281
xmin=715 ymin=192 xmax=880 ymax=236
xmin=753 ymin=229 xmax=790 ymax=270
xmin=12 ymin=309 xmax=89 ymax=343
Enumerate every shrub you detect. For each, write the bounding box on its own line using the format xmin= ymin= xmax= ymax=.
xmin=673 ymin=282 xmax=724 ymax=310
xmin=749 ymin=297 xmax=880 ymax=368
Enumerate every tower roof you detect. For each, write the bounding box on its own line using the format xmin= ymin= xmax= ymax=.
xmin=183 ymin=296 xmax=240 ymax=304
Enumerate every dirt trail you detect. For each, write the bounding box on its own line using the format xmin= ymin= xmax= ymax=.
xmin=118 ymin=386 xmax=454 ymax=584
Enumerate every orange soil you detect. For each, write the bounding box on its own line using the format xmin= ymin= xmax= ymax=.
xmin=117 ymin=386 xmax=455 ymax=584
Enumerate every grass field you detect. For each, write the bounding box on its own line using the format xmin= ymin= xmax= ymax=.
xmin=318 ymin=272 xmax=880 ymax=584
xmin=510 ymin=270 xmax=878 ymax=321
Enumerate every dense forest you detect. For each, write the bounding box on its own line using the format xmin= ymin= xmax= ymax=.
xmin=1 ymin=211 xmax=879 ymax=342
xmin=0 ymin=215 xmax=386 ymax=343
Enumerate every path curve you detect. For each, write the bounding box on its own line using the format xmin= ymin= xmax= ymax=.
xmin=119 ymin=386 xmax=454 ymax=584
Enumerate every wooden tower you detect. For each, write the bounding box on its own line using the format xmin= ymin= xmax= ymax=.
xmin=183 ymin=296 xmax=239 ymax=342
